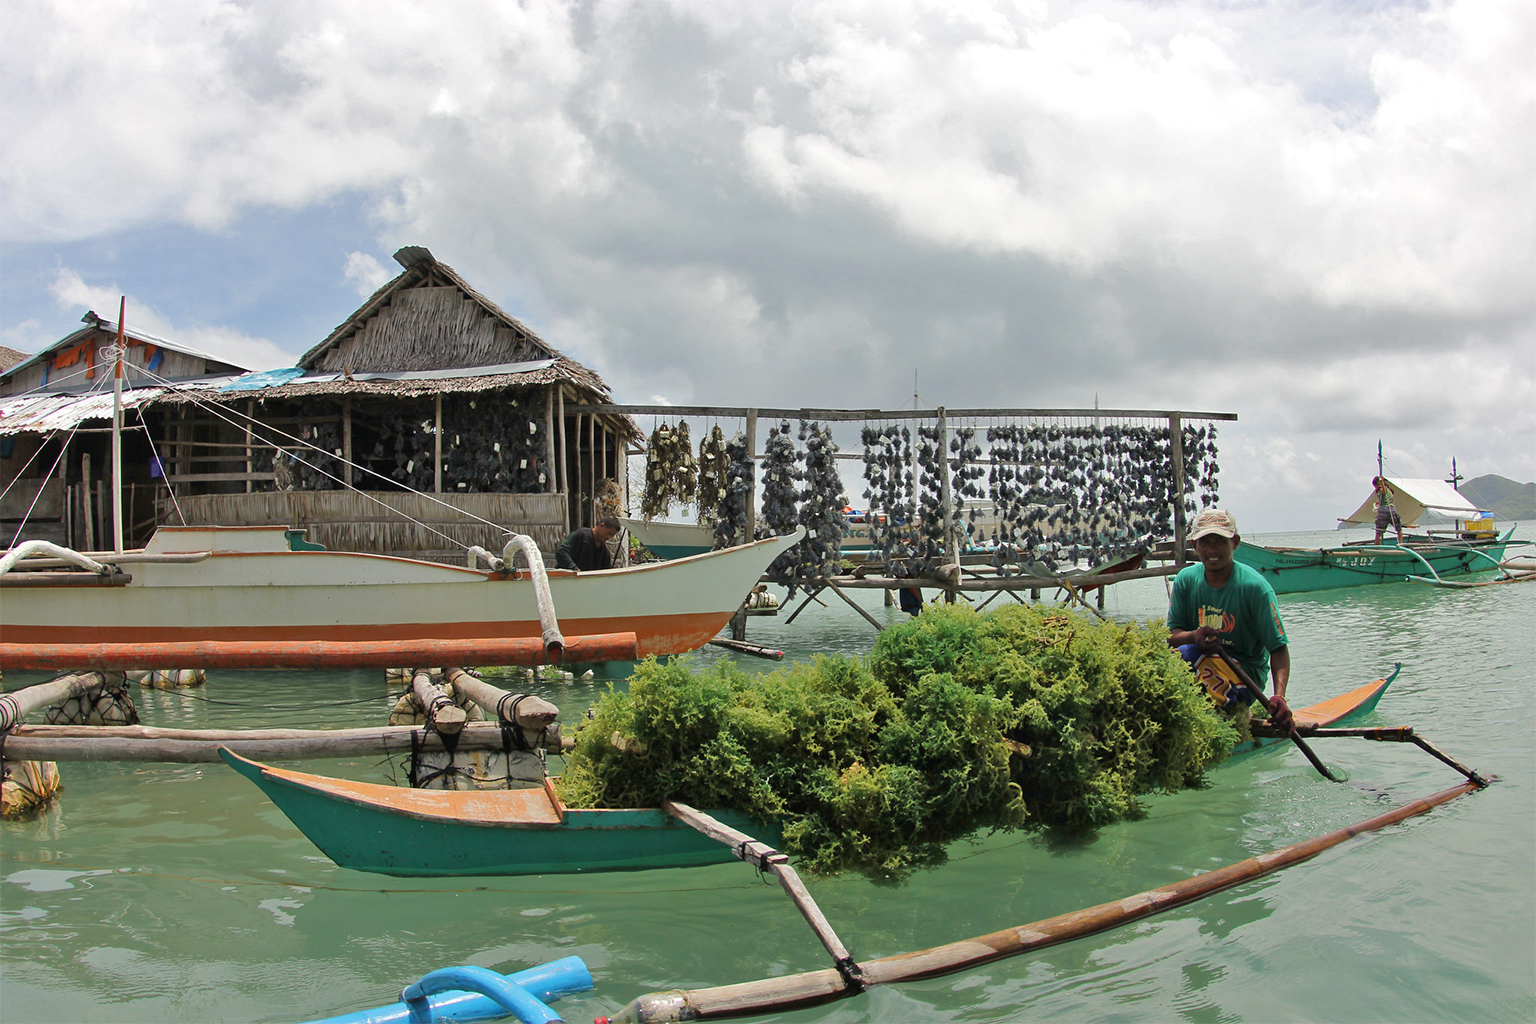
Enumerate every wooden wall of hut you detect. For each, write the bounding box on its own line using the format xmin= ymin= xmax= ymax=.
xmin=166 ymin=490 xmax=567 ymax=563
xmin=1 ymin=419 xmax=160 ymax=550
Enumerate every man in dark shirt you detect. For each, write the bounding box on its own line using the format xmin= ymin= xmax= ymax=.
xmin=555 ymin=516 xmax=620 ymax=571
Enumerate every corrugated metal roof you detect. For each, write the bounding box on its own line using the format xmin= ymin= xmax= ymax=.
xmin=0 ymin=379 xmax=233 ymax=435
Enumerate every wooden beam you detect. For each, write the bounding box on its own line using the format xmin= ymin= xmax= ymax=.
xmin=581 ymin=404 xmax=1237 ymax=422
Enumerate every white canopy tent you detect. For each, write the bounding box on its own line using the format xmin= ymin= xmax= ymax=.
xmin=1340 ymin=477 xmax=1487 ymax=528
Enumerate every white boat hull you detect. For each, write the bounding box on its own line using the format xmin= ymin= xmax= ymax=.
xmin=1 ymin=526 xmax=802 ymax=661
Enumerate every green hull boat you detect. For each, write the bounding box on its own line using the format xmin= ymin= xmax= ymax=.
xmin=221 ymin=748 xmax=771 ymax=877
xmin=222 ymin=670 xmax=1395 ymax=878
xmin=1235 ymin=531 xmax=1515 ymax=594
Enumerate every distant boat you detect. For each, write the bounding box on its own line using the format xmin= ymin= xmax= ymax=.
xmin=0 ymin=525 xmax=804 ymax=670
xmin=221 ymin=672 xmax=1394 ymax=878
xmin=1236 ymin=476 xmax=1516 ymax=594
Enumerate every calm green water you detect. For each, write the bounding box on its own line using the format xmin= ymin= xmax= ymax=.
xmin=4 ymin=525 xmax=1533 ymax=1024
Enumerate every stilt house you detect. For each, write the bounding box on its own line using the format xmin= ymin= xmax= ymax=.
xmin=146 ymin=246 xmax=636 ymax=561
xmin=0 ymin=317 xmax=249 ymax=549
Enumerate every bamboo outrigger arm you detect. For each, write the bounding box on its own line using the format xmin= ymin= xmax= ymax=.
xmin=605 ymin=780 xmax=1484 ymax=1023
xmin=662 ymin=802 xmax=865 ymax=993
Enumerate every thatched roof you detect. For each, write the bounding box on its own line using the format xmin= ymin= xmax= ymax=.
xmin=298 ymin=246 xmax=613 ymax=401
xmin=0 ymin=345 xmax=28 ymax=372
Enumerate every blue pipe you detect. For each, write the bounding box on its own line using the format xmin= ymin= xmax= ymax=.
xmin=304 ymin=955 xmax=593 ymax=1024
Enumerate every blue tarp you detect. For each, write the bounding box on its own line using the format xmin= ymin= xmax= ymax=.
xmin=221 ymin=367 xmax=307 ymax=392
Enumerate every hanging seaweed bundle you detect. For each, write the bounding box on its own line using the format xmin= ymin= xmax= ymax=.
xmin=711 ymin=432 xmax=754 ymax=549
xmin=559 ymin=603 xmax=1237 ymax=881
xmin=373 ymin=407 xmax=436 ymax=493
xmin=787 ymin=420 xmax=847 ymax=578
xmin=974 ymin=419 xmax=1221 ymax=572
xmin=439 ymin=394 xmax=547 ymax=493
xmin=695 ymin=425 xmax=731 ymax=525
xmin=640 ymin=421 xmax=698 ymax=519
xmin=760 ymin=420 xmax=802 ymax=581
xmin=860 ymin=423 xmax=921 ymax=577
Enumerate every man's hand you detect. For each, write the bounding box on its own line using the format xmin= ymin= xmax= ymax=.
xmin=1193 ymin=625 xmax=1221 ymax=653
xmin=1266 ymin=693 xmax=1294 ymax=731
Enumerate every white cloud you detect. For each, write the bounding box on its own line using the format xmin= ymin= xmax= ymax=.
xmin=342 ymin=251 xmax=391 ymax=296
xmin=48 ymin=268 xmax=297 ymax=372
xmin=3 ymin=0 xmax=1533 ymax=530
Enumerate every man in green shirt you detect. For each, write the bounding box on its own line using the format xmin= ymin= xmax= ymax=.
xmin=1167 ymin=509 xmax=1293 ymax=730
xmin=556 ymin=517 xmax=620 ymax=572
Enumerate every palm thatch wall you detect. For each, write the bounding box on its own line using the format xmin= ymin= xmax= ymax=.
xmin=168 ymin=490 xmax=567 ymax=564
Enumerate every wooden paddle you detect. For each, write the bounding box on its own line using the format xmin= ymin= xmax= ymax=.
xmin=1213 ymin=647 xmax=1342 ymax=783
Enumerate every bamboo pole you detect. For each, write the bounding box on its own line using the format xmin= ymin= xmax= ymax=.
xmin=342 ymin=397 xmax=352 ymax=489
xmin=2 ymin=721 xmax=568 ymax=762
xmin=0 ymin=671 xmax=123 ymax=732
xmin=744 ymin=409 xmax=757 ymax=542
xmin=605 ymin=780 xmax=1483 ymax=1023
xmin=443 ymin=668 xmax=559 ymax=728
xmin=246 ymin=399 xmax=255 ymax=494
xmin=662 ymin=802 xmax=862 ymax=988
xmin=824 ymin=580 xmax=884 ymax=632
xmin=0 ymin=632 xmax=639 ymax=672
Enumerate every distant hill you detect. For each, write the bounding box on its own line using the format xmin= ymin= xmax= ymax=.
xmin=1460 ymin=475 xmax=1536 ymax=521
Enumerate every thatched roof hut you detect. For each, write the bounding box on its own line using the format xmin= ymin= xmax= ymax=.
xmin=147 ymin=247 xmax=637 ymax=560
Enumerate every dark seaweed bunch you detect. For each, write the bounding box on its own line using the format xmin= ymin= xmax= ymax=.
xmin=788 ymin=420 xmax=848 ymax=578
xmin=558 ymin=603 xmax=1238 ymax=881
xmin=950 ymin=424 xmax=986 ymax=547
xmin=760 ymin=420 xmax=803 ymax=582
xmin=372 ymin=408 xmax=436 ymax=493
xmin=859 ymin=423 xmax=922 ymax=577
xmin=438 ymin=394 xmax=547 ymax=493
xmin=641 ymin=421 xmax=698 ymax=519
xmin=913 ymin=424 xmax=948 ymax=569
xmin=711 ymin=432 xmax=754 ymax=550
xmin=695 ymin=425 xmax=731 ymax=525
xmin=975 ymin=419 xmax=1222 ymax=572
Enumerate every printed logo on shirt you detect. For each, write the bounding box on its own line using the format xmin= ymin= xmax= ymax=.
xmin=1199 ymin=607 xmax=1235 ymax=634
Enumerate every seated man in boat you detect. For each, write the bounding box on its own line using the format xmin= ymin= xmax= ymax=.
xmin=1166 ymin=509 xmax=1293 ymax=730
xmin=556 ymin=516 xmax=620 ymax=572
xmin=1371 ymin=476 xmax=1404 ymax=545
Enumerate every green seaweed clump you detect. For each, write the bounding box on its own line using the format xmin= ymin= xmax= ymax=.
xmin=557 ymin=603 xmax=1237 ymax=879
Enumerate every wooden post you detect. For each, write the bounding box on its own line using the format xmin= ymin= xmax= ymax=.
xmin=556 ymin=388 xmax=569 ymax=530
xmin=342 ymin=397 xmax=352 ymax=488
xmin=744 ymin=409 xmax=758 ymax=541
xmin=433 ymin=394 xmax=444 ymax=494
xmin=936 ymin=406 xmax=956 ymax=604
xmin=543 ymin=388 xmax=557 ymax=494
xmin=245 ymin=399 xmax=255 ymax=493
xmin=585 ymin=412 xmax=595 ymax=527
xmin=81 ymin=451 xmax=95 ymax=551
xmin=1169 ymin=412 xmax=1186 ymax=568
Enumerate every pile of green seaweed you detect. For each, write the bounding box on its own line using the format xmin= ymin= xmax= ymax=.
xmin=557 ymin=604 xmax=1239 ymax=880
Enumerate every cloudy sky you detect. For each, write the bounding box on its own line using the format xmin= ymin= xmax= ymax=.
xmin=4 ymin=0 xmax=1532 ymax=532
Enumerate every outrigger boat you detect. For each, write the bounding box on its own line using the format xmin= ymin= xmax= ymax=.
xmin=221 ymin=669 xmax=1396 ymax=878
xmin=0 ymin=525 xmax=803 ymax=671
xmin=1235 ymin=475 xmax=1517 ymax=593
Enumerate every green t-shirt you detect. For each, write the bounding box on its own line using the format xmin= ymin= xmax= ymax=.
xmin=1167 ymin=561 xmax=1289 ymax=688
